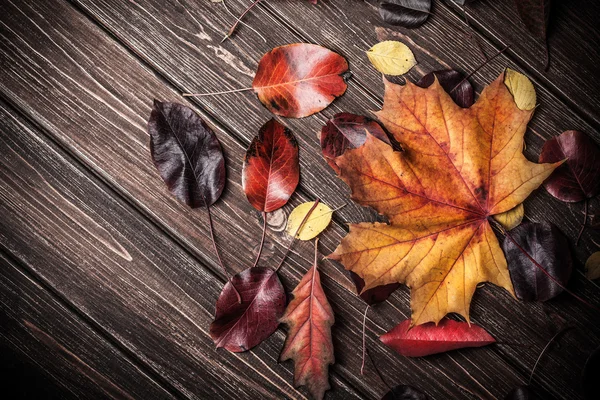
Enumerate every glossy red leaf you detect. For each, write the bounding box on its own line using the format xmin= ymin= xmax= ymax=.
xmin=210 ymin=267 xmax=285 ymax=352
xmin=148 ymin=100 xmax=225 ymax=208
xmin=320 ymin=113 xmax=391 ymax=173
xmin=242 ymin=119 xmax=299 ymax=212
xmin=502 ymin=222 xmax=573 ymax=302
xmin=252 ymin=43 xmax=349 ymax=118
xmin=382 ymin=385 xmax=428 ymax=400
xmin=539 ymin=130 xmax=600 ymax=202
xmin=416 ymin=70 xmax=474 ymax=108
xmin=380 ymin=319 xmax=495 ymax=357
xmin=349 ymin=271 xmax=400 ymax=305
xmin=280 ymin=241 xmax=334 ymax=400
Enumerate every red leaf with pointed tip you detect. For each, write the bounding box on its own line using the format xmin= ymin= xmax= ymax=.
xmin=416 ymin=70 xmax=474 ymax=108
xmin=380 ymin=319 xmax=495 ymax=357
xmin=280 ymin=244 xmax=334 ymax=400
xmin=252 ymin=43 xmax=349 ymax=118
xmin=349 ymin=271 xmax=400 ymax=305
xmin=320 ymin=113 xmax=391 ymax=173
xmin=539 ymin=130 xmax=600 ymax=202
xmin=242 ymin=119 xmax=299 ymax=212
xmin=210 ymin=267 xmax=285 ymax=352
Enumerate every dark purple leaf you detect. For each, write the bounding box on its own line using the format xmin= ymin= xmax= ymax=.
xmin=349 ymin=271 xmax=400 ymax=305
xmin=320 ymin=113 xmax=391 ymax=173
xmin=502 ymin=222 xmax=573 ymax=302
xmin=382 ymin=385 xmax=428 ymax=400
xmin=583 ymin=347 xmax=600 ymax=399
xmin=148 ymin=100 xmax=225 ymax=208
xmin=210 ymin=267 xmax=286 ymax=352
xmin=379 ymin=0 xmax=431 ymax=29
xmin=514 ymin=0 xmax=551 ymax=39
xmin=539 ymin=130 xmax=600 ymax=202
xmin=416 ymin=70 xmax=474 ymax=108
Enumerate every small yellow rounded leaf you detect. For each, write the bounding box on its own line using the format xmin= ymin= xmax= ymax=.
xmin=493 ymin=203 xmax=524 ymax=230
xmin=504 ymin=68 xmax=536 ymax=110
xmin=286 ymin=202 xmax=333 ymax=241
xmin=585 ymin=252 xmax=600 ymax=281
xmin=367 ymin=41 xmax=417 ymax=76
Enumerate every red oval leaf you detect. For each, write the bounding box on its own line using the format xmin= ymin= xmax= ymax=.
xmin=242 ymin=119 xmax=299 ymax=212
xmin=380 ymin=319 xmax=495 ymax=357
xmin=252 ymin=43 xmax=349 ymax=118
xmin=416 ymin=70 xmax=474 ymax=108
xmin=148 ymin=100 xmax=225 ymax=208
xmin=539 ymin=130 xmax=600 ymax=202
xmin=210 ymin=267 xmax=285 ymax=352
xmin=320 ymin=113 xmax=391 ymax=173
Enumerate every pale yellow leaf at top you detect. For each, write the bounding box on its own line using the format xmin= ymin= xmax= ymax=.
xmin=585 ymin=252 xmax=600 ymax=280
xmin=493 ymin=203 xmax=524 ymax=230
xmin=367 ymin=41 xmax=417 ymax=76
xmin=504 ymin=68 xmax=536 ymax=110
xmin=286 ymin=202 xmax=333 ymax=241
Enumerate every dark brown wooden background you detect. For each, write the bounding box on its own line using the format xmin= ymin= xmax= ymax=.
xmin=1 ymin=0 xmax=599 ymax=399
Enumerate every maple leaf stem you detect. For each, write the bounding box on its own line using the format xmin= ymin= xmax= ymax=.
xmin=576 ymin=199 xmax=588 ymax=246
xmin=252 ymin=211 xmax=268 ymax=268
xmin=206 ymin=204 xmax=241 ymax=304
xmin=182 ymin=87 xmax=253 ymax=97
xmin=450 ymin=44 xmax=510 ymax=94
xmin=275 ymin=199 xmax=320 ymax=273
xmin=221 ymin=0 xmax=263 ymax=43
xmin=495 ymin=220 xmax=599 ymax=312
xmin=529 ymin=326 xmax=574 ymax=384
xmin=360 ymin=304 xmax=369 ymax=375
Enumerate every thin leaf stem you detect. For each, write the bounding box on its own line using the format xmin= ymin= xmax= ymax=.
xmin=360 ymin=305 xmax=369 ymax=375
xmin=450 ymin=45 xmax=510 ymax=93
xmin=365 ymin=348 xmax=392 ymax=391
xmin=461 ymin=5 xmax=487 ymax=62
xmin=576 ymin=199 xmax=588 ymax=246
xmin=183 ymin=87 xmax=253 ymax=97
xmin=275 ymin=199 xmax=320 ymax=273
xmin=529 ymin=326 xmax=574 ymax=384
xmin=252 ymin=211 xmax=267 ymax=268
xmin=221 ymin=0 xmax=267 ymax=43
xmin=222 ymin=0 xmax=263 ymax=43
xmin=206 ymin=204 xmax=241 ymax=303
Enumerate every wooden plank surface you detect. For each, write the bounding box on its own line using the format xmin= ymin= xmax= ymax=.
xmin=0 ymin=0 xmax=599 ymax=399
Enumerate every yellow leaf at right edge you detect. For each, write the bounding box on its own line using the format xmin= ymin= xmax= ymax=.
xmin=504 ymin=68 xmax=536 ymax=110
xmin=367 ymin=41 xmax=417 ymax=76
xmin=585 ymin=252 xmax=600 ymax=280
xmin=287 ymin=202 xmax=333 ymax=241
xmin=493 ymin=203 xmax=524 ymax=230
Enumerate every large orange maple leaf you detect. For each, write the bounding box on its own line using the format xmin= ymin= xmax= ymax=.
xmin=330 ymin=71 xmax=561 ymax=326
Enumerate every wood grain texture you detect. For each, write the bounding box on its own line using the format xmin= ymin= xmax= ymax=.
xmin=0 ymin=0 xmax=599 ymax=399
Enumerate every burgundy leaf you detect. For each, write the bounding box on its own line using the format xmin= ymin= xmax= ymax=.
xmin=320 ymin=113 xmax=391 ymax=173
xmin=416 ymin=70 xmax=474 ymax=108
xmin=242 ymin=119 xmax=300 ymax=212
xmin=380 ymin=319 xmax=495 ymax=357
xmin=210 ymin=267 xmax=285 ymax=352
xmin=349 ymin=271 xmax=400 ymax=305
xmin=515 ymin=0 xmax=551 ymax=40
xmin=148 ymin=100 xmax=225 ymax=208
xmin=502 ymin=222 xmax=572 ymax=302
xmin=539 ymin=130 xmax=600 ymax=202
xmin=382 ymin=385 xmax=428 ymax=400
xmin=379 ymin=0 xmax=432 ymax=28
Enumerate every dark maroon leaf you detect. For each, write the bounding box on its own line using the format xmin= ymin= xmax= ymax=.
xmin=379 ymin=0 xmax=431 ymax=28
xmin=502 ymin=222 xmax=573 ymax=302
xmin=539 ymin=130 xmax=600 ymax=203
xmin=349 ymin=271 xmax=400 ymax=305
xmin=382 ymin=385 xmax=428 ymax=400
xmin=583 ymin=347 xmax=600 ymax=399
xmin=515 ymin=0 xmax=551 ymax=39
xmin=210 ymin=267 xmax=286 ymax=352
xmin=416 ymin=70 xmax=474 ymax=108
xmin=148 ymin=100 xmax=225 ymax=208
xmin=320 ymin=113 xmax=391 ymax=173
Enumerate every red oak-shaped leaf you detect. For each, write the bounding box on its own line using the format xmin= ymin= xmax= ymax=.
xmin=242 ymin=119 xmax=299 ymax=212
xmin=416 ymin=70 xmax=474 ymax=108
xmin=349 ymin=271 xmax=400 ymax=305
xmin=380 ymin=319 xmax=495 ymax=357
xmin=210 ymin=267 xmax=286 ymax=352
xmin=320 ymin=113 xmax=391 ymax=173
xmin=502 ymin=222 xmax=572 ymax=302
xmin=539 ymin=130 xmax=600 ymax=202
xmin=280 ymin=242 xmax=334 ymax=400
xmin=148 ymin=100 xmax=225 ymax=208
xmin=252 ymin=43 xmax=349 ymax=118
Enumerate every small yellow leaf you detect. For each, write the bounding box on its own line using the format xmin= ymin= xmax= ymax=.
xmin=504 ymin=68 xmax=536 ymax=110
xmin=585 ymin=252 xmax=600 ymax=281
xmin=367 ymin=41 xmax=417 ymax=76
xmin=493 ymin=203 xmax=524 ymax=230
xmin=286 ymin=202 xmax=333 ymax=240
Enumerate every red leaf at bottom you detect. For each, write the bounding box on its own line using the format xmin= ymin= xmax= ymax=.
xmin=380 ymin=319 xmax=495 ymax=357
